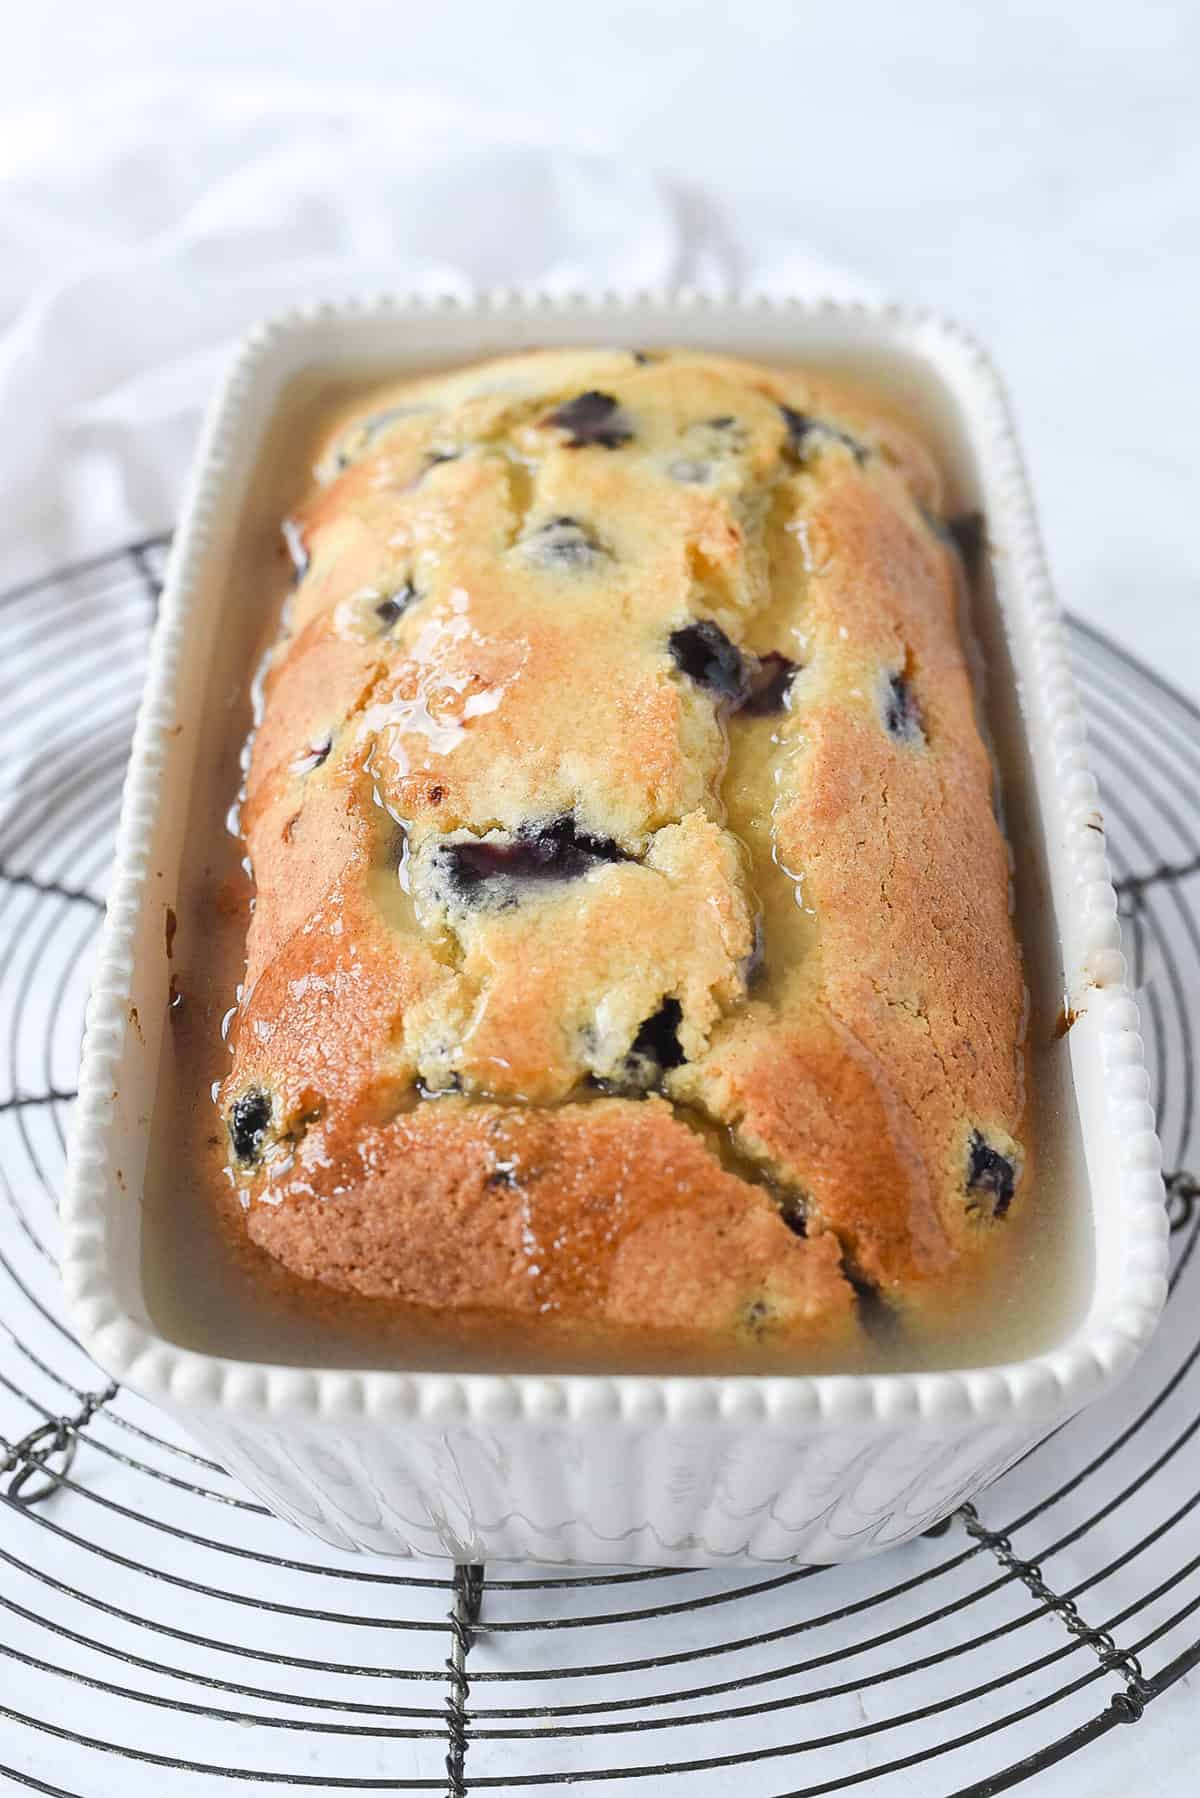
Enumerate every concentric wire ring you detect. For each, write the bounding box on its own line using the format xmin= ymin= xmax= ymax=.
xmin=0 ymin=541 xmax=1196 ymax=1796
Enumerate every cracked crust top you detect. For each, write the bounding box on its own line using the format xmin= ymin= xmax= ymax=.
xmin=219 ymin=347 xmax=1029 ymax=1352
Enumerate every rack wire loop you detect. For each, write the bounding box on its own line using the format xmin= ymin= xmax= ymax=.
xmin=3 ymin=1418 xmax=77 ymax=1505
xmin=1 ymin=1385 xmax=117 ymax=1506
xmin=1166 ymin=1169 xmax=1200 ymax=1233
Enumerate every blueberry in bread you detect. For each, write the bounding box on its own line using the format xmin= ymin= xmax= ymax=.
xmin=219 ymin=348 xmax=1027 ymax=1349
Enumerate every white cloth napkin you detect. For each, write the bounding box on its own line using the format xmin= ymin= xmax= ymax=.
xmin=0 ymin=79 xmax=878 ymax=594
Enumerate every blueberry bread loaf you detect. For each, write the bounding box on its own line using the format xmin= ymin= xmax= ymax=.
xmin=220 ymin=348 xmax=1027 ymax=1349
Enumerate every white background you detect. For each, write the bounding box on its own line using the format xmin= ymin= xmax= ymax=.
xmin=2 ymin=0 xmax=1197 ymax=686
xmin=0 ymin=4 xmax=1196 ymax=1795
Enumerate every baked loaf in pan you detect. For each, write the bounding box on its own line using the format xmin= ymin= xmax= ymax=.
xmin=220 ymin=348 xmax=1027 ymax=1351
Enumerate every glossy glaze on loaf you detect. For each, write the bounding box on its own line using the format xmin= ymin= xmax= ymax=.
xmin=219 ymin=348 xmax=1027 ymax=1348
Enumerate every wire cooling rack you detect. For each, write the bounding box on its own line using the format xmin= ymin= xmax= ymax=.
xmin=0 ymin=536 xmax=1197 ymax=1798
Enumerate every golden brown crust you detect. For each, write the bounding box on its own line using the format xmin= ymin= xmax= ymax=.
xmin=219 ymin=347 xmax=1028 ymax=1347
xmin=245 ymin=1097 xmax=854 ymax=1342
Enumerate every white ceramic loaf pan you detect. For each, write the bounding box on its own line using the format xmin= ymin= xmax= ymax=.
xmin=62 ymin=296 xmax=1168 ymax=1566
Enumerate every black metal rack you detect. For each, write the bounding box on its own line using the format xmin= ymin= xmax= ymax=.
xmin=0 ymin=538 xmax=1196 ymax=1796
